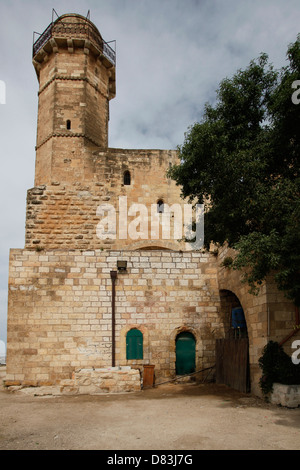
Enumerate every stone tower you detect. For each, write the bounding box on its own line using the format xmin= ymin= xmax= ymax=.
xmin=32 ymin=13 xmax=116 ymax=185
xmin=28 ymin=13 xmax=184 ymax=252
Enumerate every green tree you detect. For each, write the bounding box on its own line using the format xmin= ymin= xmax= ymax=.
xmin=169 ymin=36 xmax=300 ymax=306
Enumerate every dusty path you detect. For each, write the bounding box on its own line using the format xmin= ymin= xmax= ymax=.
xmin=0 ymin=378 xmax=299 ymax=451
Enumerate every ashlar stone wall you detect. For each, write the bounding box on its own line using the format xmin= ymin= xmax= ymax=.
xmin=6 ymin=249 xmax=223 ymax=387
xmin=26 ymin=148 xmax=186 ymax=252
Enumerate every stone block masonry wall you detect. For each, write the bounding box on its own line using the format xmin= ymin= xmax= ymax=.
xmin=6 ymin=249 xmax=223 ymax=387
xmin=26 ymin=148 xmax=186 ymax=251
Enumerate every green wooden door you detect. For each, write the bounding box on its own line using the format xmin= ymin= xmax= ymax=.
xmin=126 ymin=329 xmax=143 ymax=360
xmin=176 ymin=332 xmax=196 ymax=375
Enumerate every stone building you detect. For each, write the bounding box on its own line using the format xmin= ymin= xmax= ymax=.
xmin=5 ymin=13 xmax=299 ymax=396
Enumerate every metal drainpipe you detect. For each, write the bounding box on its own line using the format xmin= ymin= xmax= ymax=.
xmin=110 ymin=270 xmax=118 ymax=367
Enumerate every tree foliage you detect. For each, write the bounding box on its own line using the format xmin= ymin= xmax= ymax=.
xmin=169 ymin=36 xmax=300 ymax=305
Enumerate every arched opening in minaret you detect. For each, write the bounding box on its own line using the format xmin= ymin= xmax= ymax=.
xmin=66 ymin=120 xmax=71 ymax=130
xmin=157 ymin=199 xmax=164 ymax=213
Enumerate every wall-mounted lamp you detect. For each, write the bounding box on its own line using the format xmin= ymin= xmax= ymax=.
xmin=117 ymin=260 xmax=127 ymax=272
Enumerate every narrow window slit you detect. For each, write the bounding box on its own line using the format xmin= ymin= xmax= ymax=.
xmin=124 ymin=170 xmax=131 ymax=185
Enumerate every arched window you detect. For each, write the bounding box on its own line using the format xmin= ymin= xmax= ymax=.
xmin=157 ymin=199 xmax=164 ymax=213
xmin=126 ymin=329 xmax=143 ymax=360
xmin=66 ymin=120 xmax=71 ymax=130
xmin=124 ymin=170 xmax=131 ymax=185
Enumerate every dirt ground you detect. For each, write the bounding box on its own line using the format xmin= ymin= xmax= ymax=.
xmin=0 ymin=368 xmax=300 ymax=451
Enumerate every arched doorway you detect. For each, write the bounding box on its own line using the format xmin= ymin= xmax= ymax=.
xmin=219 ymin=289 xmax=248 ymax=339
xmin=175 ymin=331 xmax=196 ymax=375
xmin=217 ymin=289 xmax=250 ymax=392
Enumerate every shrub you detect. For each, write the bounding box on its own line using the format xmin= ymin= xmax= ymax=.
xmin=259 ymin=340 xmax=300 ymax=396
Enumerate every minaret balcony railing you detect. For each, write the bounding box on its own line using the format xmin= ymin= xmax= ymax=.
xmin=33 ymin=20 xmax=116 ymax=66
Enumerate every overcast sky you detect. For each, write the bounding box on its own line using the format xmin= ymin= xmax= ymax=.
xmin=0 ymin=0 xmax=299 ymax=348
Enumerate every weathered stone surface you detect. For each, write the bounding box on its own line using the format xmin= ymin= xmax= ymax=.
xmin=25 ymin=148 xmax=185 ymax=252
xmin=70 ymin=367 xmax=141 ymax=394
xmin=270 ymin=383 xmax=300 ymax=408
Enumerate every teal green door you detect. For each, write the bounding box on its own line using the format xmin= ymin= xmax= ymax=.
xmin=126 ymin=329 xmax=143 ymax=360
xmin=176 ymin=332 xmax=196 ymax=375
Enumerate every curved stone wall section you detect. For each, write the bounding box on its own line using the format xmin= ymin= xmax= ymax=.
xmin=217 ymin=244 xmax=297 ymax=396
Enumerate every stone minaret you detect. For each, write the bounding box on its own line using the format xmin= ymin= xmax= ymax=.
xmin=32 ymin=13 xmax=116 ymax=185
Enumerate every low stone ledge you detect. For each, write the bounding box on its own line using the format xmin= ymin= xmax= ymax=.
xmin=65 ymin=367 xmax=142 ymax=395
xmin=270 ymin=383 xmax=300 ymax=408
xmin=6 ymin=367 xmax=142 ymax=396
